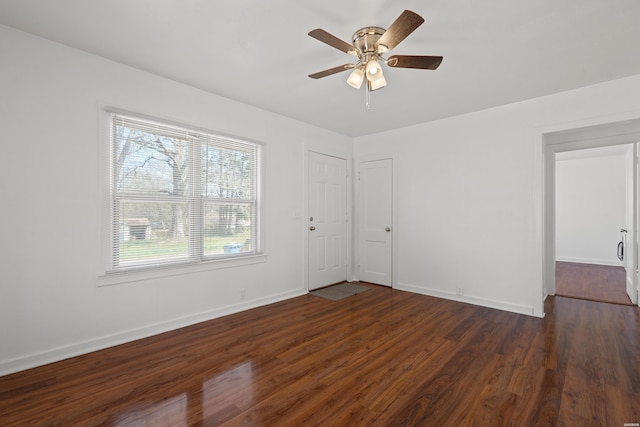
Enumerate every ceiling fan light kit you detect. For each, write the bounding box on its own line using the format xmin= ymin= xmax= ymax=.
xmin=369 ymin=74 xmax=387 ymax=91
xmin=365 ymin=57 xmax=384 ymax=83
xmin=308 ymin=10 xmax=443 ymax=107
xmin=347 ymin=67 xmax=364 ymax=89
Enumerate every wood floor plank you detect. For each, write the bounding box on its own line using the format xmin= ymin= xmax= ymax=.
xmin=1 ymin=284 xmax=639 ymax=426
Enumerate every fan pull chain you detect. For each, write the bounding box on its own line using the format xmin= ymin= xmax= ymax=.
xmin=366 ymin=82 xmax=372 ymax=109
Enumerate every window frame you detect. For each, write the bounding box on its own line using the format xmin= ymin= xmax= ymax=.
xmin=97 ymin=107 xmax=266 ymax=286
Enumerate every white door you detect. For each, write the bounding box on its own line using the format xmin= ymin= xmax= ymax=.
xmin=308 ymin=152 xmax=348 ymax=290
xmin=359 ymin=158 xmax=393 ymax=286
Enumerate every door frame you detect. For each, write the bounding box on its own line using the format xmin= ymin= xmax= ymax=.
xmin=304 ymin=149 xmax=353 ymax=291
xmin=542 ymin=119 xmax=640 ymax=307
xmin=355 ymin=152 xmax=398 ymax=287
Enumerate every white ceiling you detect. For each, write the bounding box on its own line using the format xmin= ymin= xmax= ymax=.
xmin=1 ymin=0 xmax=640 ymax=137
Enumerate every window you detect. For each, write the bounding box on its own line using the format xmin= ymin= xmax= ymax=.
xmin=106 ymin=112 xmax=261 ymax=272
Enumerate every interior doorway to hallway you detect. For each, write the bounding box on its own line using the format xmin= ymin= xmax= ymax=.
xmin=554 ymin=144 xmax=633 ymax=305
xmin=543 ymin=118 xmax=640 ymax=310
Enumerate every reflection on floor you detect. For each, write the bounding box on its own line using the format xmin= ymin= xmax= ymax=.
xmin=555 ymin=261 xmax=632 ymax=305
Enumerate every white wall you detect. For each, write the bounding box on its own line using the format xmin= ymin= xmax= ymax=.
xmin=0 ymin=26 xmax=352 ymax=375
xmin=354 ymin=74 xmax=640 ymax=318
xmin=555 ymin=153 xmax=626 ymax=266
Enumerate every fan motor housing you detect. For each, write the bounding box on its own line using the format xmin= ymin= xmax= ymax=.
xmin=352 ymin=27 xmax=385 ymax=54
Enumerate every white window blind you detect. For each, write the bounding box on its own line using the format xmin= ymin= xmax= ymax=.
xmin=108 ymin=112 xmax=260 ymax=271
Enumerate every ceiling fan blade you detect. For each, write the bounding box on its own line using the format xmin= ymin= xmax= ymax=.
xmin=376 ymin=10 xmax=425 ymax=51
xmin=308 ymin=29 xmax=359 ymax=56
xmin=308 ymin=64 xmax=354 ymax=79
xmin=387 ymin=55 xmax=443 ymax=70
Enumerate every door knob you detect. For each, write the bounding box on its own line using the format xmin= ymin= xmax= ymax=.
xmin=309 ymin=226 xmax=316 ymax=231
xmin=385 ymin=227 xmax=391 ymax=232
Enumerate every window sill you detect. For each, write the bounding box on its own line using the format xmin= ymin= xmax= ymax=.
xmin=97 ymin=253 xmax=268 ymax=287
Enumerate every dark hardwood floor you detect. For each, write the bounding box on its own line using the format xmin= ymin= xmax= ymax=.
xmin=1 ymin=284 xmax=639 ymax=426
xmin=556 ymin=261 xmax=633 ymax=305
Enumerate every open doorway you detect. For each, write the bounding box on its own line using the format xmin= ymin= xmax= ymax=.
xmin=543 ymin=119 xmax=640 ymax=309
xmin=555 ymin=145 xmax=632 ymax=305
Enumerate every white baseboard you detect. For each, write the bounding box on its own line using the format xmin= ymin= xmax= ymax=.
xmin=0 ymin=289 xmax=306 ymax=377
xmin=395 ymin=282 xmax=540 ymax=318
xmin=555 ymin=256 xmax=623 ymax=267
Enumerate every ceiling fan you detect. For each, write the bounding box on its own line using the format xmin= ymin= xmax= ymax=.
xmin=308 ymin=10 xmax=443 ymax=94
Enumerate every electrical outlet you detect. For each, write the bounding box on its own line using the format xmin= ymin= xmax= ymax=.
xmin=240 ymin=288 xmax=246 ymax=300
